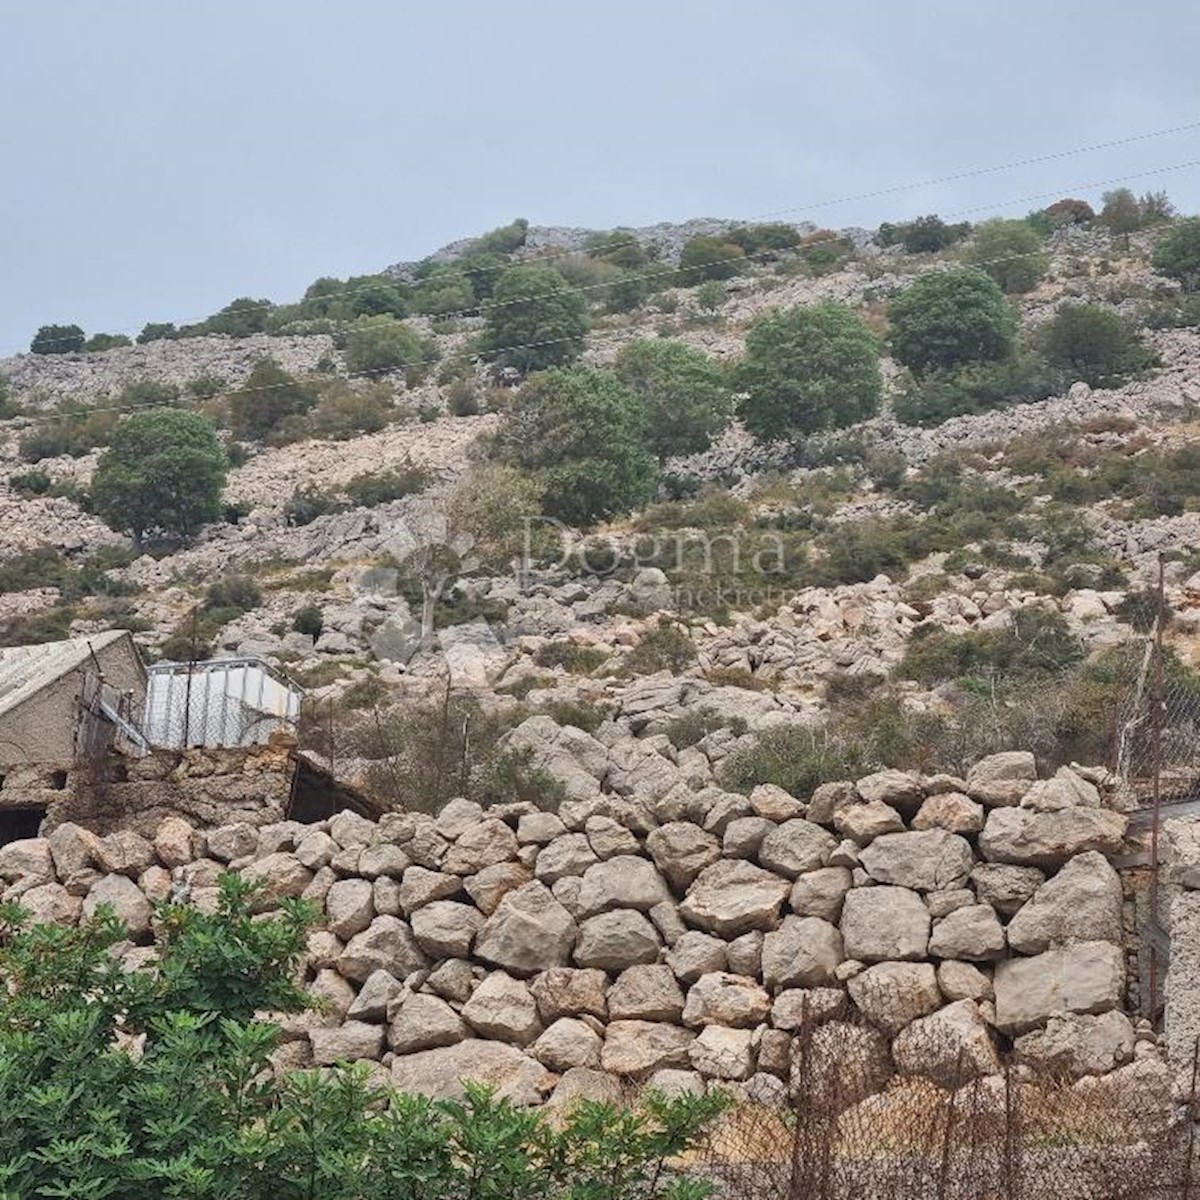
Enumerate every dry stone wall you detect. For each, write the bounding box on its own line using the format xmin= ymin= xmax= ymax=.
xmin=0 ymin=751 xmax=1167 ymax=1109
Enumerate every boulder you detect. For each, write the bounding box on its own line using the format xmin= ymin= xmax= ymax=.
xmin=1014 ymin=1011 xmax=1135 ymax=1079
xmin=534 ymin=834 xmax=600 ymax=884
xmin=474 ymin=882 xmax=577 ymax=975
xmin=689 ymin=1026 xmax=755 ymax=1080
xmin=979 ymin=807 xmax=1126 ymax=868
xmin=893 ymin=1000 xmax=999 ymax=1085
xmin=357 ymin=843 xmax=411 ymax=879
xmin=310 ymin=1021 xmax=385 ymax=1065
xmin=911 ymin=792 xmax=985 ymax=834
xmin=337 ymin=915 xmax=428 ymax=984
xmin=505 ymin=716 xmax=608 ymax=802
xmin=771 ymin=988 xmax=847 ymax=1030
xmin=330 ymin=810 xmax=377 ymax=850
xmin=391 ymin=1038 xmax=554 ymax=1106
xmin=993 ymin=943 xmax=1124 ymax=1033
xmin=154 ymin=817 xmax=195 ymax=868
xmin=585 ymin=816 xmax=640 ymax=859
xmin=576 ymin=856 xmax=671 ymax=916
xmin=761 ymin=916 xmax=844 ymax=988
xmin=607 ymin=964 xmax=685 ymax=1022
xmin=749 ymin=784 xmax=803 ymax=822
xmin=936 ymin=961 xmax=993 ymax=1003
xmin=47 ymin=824 xmax=102 ymax=877
xmin=82 ymin=873 xmax=152 ymax=936
xmin=1021 ymin=766 xmax=1101 ymax=813
xmin=347 ymin=969 xmax=403 ymax=1021
xmin=726 ymin=930 xmax=762 ymax=977
xmin=517 ymin=811 xmax=567 ymax=846
xmin=602 ymin=1020 xmax=695 ymax=1074
xmin=435 ymin=799 xmax=486 ymax=840
xmin=18 ymin=881 xmax=81 ymax=924
xmin=530 ymin=967 xmax=609 ymax=1023
xmin=388 ymin=993 xmax=470 ymax=1053
xmin=464 ymin=863 xmax=532 ymax=915
xmin=833 ymin=800 xmax=905 ymax=845
xmin=205 ymin=822 xmax=260 ymax=864
xmin=544 ymin=1066 xmax=625 ymax=1116
xmin=410 ymin=900 xmax=485 ymax=959
xmin=679 ymin=861 xmax=790 ymax=937
xmin=928 ymin=905 xmax=1006 ymax=961
xmin=574 ymin=910 xmax=660 ymax=971
xmin=966 ymin=752 xmax=1036 ymax=788
xmin=95 ymin=831 xmax=155 ymax=878
xmin=443 ymin=820 xmax=519 ymax=876
xmin=723 ymin=816 xmax=776 ymax=859
xmin=645 ymin=823 xmax=721 ymax=891
xmin=325 ymin=878 xmax=375 ymax=940
xmin=969 ymin=863 xmax=1044 ymax=915
xmin=666 ymin=931 xmax=728 ymax=983
xmin=859 ymin=830 xmax=974 ymax=892
xmin=238 ymin=852 xmax=314 ymax=909
xmin=847 ymin=962 xmax=941 ymax=1035
xmin=398 ymin=866 xmax=461 ymax=916
xmin=532 ymin=1017 xmax=604 ymax=1072
xmin=855 ymin=770 xmax=924 ymax=812
xmin=462 ymin=971 xmax=543 ymax=1046
xmin=758 ymin=820 xmax=838 ymax=878
xmin=840 ymin=886 xmax=929 ymax=962
xmin=1005 ymin=852 xmax=1122 ymax=953
xmin=789 ymin=867 xmax=853 ymax=922
xmin=792 ymin=1022 xmax=893 ymax=1110
xmin=682 ymin=973 xmax=771 ymax=1029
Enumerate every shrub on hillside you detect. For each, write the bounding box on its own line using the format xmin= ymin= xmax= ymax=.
xmin=343 ymin=315 xmax=432 ymax=379
xmin=676 ymin=235 xmax=745 ymax=284
xmin=199 ymin=295 xmax=274 ymax=337
xmin=342 ymin=465 xmax=430 ymax=507
xmin=482 ymin=264 xmax=589 ymax=374
xmin=136 ymin=321 xmax=179 ymax=343
xmin=1038 ymin=303 xmax=1159 ymax=388
xmin=964 ymin=218 xmax=1050 ymax=294
xmin=736 ymin=303 xmax=882 ymax=444
xmin=30 ymin=323 xmax=85 ymax=355
xmin=228 ymin=357 xmax=316 ymax=439
xmin=888 ymin=268 xmax=1016 ymax=374
xmin=877 ymin=215 xmax=971 ymax=255
xmin=624 ymin=623 xmax=697 ymax=674
xmin=893 ymin=354 xmax=1058 ymax=426
xmin=1153 ymin=217 xmax=1200 ymax=293
xmin=83 ymin=332 xmax=133 ymax=351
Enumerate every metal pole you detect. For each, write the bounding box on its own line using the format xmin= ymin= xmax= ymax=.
xmin=1149 ymin=552 xmax=1166 ymax=1017
xmin=181 ymin=609 xmax=197 ymax=749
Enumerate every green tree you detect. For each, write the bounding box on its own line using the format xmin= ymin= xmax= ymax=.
xmin=677 ymin=235 xmax=745 ymax=284
xmin=136 ymin=321 xmax=178 ymax=343
xmin=84 ymin=332 xmax=133 ymax=351
xmin=736 ymin=303 xmax=882 ymax=443
xmin=413 ymin=265 xmax=477 ymax=316
xmin=964 ymin=218 xmax=1049 ymax=294
xmin=1038 ymin=302 xmax=1159 ymax=387
xmin=92 ymin=408 xmax=227 ymax=542
xmin=584 ymin=228 xmax=651 ymax=269
xmin=343 ymin=315 xmax=430 ymax=377
xmin=695 ymin=280 xmax=726 ymax=312
xmin=503 ymin=367 xmax=657 ymax=524
xmin=482 ymin=265 xmax=589 ymax=374
xmin=229 ymin=357 xmax=316 ymax=439
xmin=30 ymin=323 xmax=85 ymax=354
xmin=605 ymin=268 xmax=651 ymax=313
xmin=614 ymin=339 xmax=731 ymax=460
xmin=878 ymin=215 xmax=970 ymax=254
xmin=1099 ymin=187 xmax=1142 ymax=247
xmin=888 ymin=268 xmax=1016 ymax=374
xmin=1153 ymin=217 xmax=1200 ymax=292
xmin=201 ymin=296 xmax=274 ymax=337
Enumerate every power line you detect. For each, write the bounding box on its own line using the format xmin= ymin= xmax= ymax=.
xmin=5 ymin=118 xmax=1198 ymax=355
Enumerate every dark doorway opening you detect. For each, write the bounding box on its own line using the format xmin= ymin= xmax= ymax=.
xmin=285 ymin=756 xmax=377 ymax=825
xmin=0 ymin=806 xmax=46 ymax=846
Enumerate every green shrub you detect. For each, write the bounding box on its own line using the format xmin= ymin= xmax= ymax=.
xmin=292 ymin=605 xmax=324 ymax=638
xmin=204 ymin=575 xmax=261 ymax=615
xmin=30 ymin=323 xmax=85 ymax=354
xmin=342 ymin=466 xmax=431 ymax=507
xmin=964 ymin=218 xmax=1049 ymax=294
xmin=877 ymin=215 xmax=970 ymax=254
xmin=83 ymin=331 xmax=132 ymax=351
xmin=677 ymin=235 xmax=745 ymax=284
xmin=136 ymin=321 xmax=178 ymax=343
xmin=7 ymin=468 xmax=51 ymax=495
xmin=532 ymin=641 xmax=611 ymax=674
xmin=482 ymin=264 xmax=589 ymax=374
xmin=736 ymin=303 xmax=881 ymax=444
xmin=1099 ymin=187 xmax=1143 ymax=245
xmin=343 ymin=316 xmax=431 ymax=378
xmin=893 ymin=354 xmax=1058 ymax=425
xmin=199 ymin=295 xmax=274 ymax=337
xmin=728 ymin=223 xmax=801 ymax=254
xmin=1038 ymin=303 xmax=1159 ymax=388
xmin=1153 ymin=216 xmax=1200 ymax=292
xmin=720 ymin=725 xmax=870 ymax=796
xmin=229 ymin=358 xmax=316 ymax=439
xmin=694 ymin=280 xmax=726 ymax=312
xmin=666 ymin=706 xmax=748 ymax=749
xmin=92 ymin=409 xmax=226 ymax=542
xmin=625 ymin=623 xmax=697 ymax=674
xmin=284 ymin=486 xmax=343 ymax=526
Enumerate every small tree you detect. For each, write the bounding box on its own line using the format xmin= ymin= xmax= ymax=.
xmin=1099 ymin=187 xmax=1142 ymax=247
xmin=1039 ymin=302 xmax=1159 ymax=387
xmin=965 ymin=218 xmax=1049 ymax=294
xmin=677 ymin=235 xmax=745 ymax=284
xmin=92 ymin=408 xmax=227 ymax=542
xmin=30 ymin=323 xmax=85 ymax=355
xmin=228 ymin=357 xmax=316 ymax=439
xmin=84 ymin=332 xmax=133 ymax=351
xmin=1153 ymin=217 xmax=1200 ymax=292
xmin=695 ymin=280 xmax=726 ymax=312
xmin=614 ymin=338 xmax=731 ymax=460
xmin=200 ymin=296 xmax=274 ymax=337
xmin=343 ymin=315 xmax=430 ymax=378
xmin=136 ymin=321 xmax=178 ymax=343
xmin=888 ymin=268 xmax=1016 ymax=374
xmin=736 ymin=303 xmax=882 ymax=443
xmin=482 ymin=265 xmax=589 ymax=374
xmin=503 ymin=367 xmax=657 ymax=525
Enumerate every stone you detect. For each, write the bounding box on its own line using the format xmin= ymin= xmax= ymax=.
xmin=648 ymin=1068 xmax=705 ymax=1097
xmin=576 ymin=856 xmax=671 ymax=916
xmin=702 ymin=792 xmax=753 ymax=837
xmin=462 ymin=971 xmax=543 ymax=1046
xmin=926 ymin=888 xmax=975 ymax=919
xmin=337 ymin=916 xmax=428 ymax=984
xmin=855 ymin=770 xmax=924 ymax=811
xmin=649 ymin=900 xmax=686 ymax=946
xmin=792 ymin=1022 xmax=892 ymax=1110
xmin=464 ymin=863 xmax=531 ymax=915
xmin=1014 ymin=1011 xmax=1135 ymax=1079
xmin=94 ymin=831 xmax=155 ymax=878
xmin=847 ymin=962 xmax=942 ymax=1035
xmin=859 ymin=830 xmax=974 ymax=892
xmin=666 ymin=931 xmax=728 ymax=983
xmin=726 ymin=930 xmax=762 ymax=977
xmin=534 ymin=834 xmax=600 ymax=884
xmin=689 ymin=1025 xmax=755 ymax=1080
xmin=749 ymin=784 xmax=803 ymax=822
xmin=979 ymin=807 xmax=1126 ymax=868
xmin=47 ymin=824 xmax=102 ymax=877
xmin=575 ymin=910 xmax=660 ymax=971
xmin=893 ymin=1000 xmax=999 ymax=1085
xmin=329 ymin=810 xmax=378 ymax=850
xmin=911 ymin=793 xmax=985 ymax=834
xmin=505 ymin=716 xmax=609 ymax=804
xmin=517 ymin=811 xmax=567 ymax=845
xmin=840 ymin=886 xmax=929 ymax=962
xmin=807 ymin=780 xmax=858 ymax=825
xmin=310 ymin=968 xmax=358 ymax=1020
xmin=391 ymin=1039 xmax=554 ymax=1106
xmin=966 ymin=752 xmax=1036 ymax=787
xmin=757 ymin=1028 xmax=793 ymax=1077
xmin=585 ymin=816 xmax=640 ymax=859
xmin=607 ymin=964 xmax=685 ymax=1022
xmin=443 ymin=820 xmax=519 ymax=876
xmin=474 ymin=882 xmax=577 ymax=975
xmin=310 ymin=1021 xmax=385 ymax=1065
xmin=398 ymin=867 xmax=462 ymax=917
xmin=928 ymin=905 xmax=1006 ymax=961
xmin=789 ymin=867 xmax=852 ymax=922
xmin=347 ymin=969 xmax=403 ymax=1021
xmin=1021 ymin=766 xmax=1101 ymax=813
xmin=357 ymin=843 xmax=411 ymax=879
xmin=758 ymin=820 xmax=837 ymax=879
xmin=82 ymin=874 xmax=152 ymax=936
xmin=153 ymin=817 xmax=195 ymax=868
xmin=683 ymin=972 xmax=771 ymax=1029
xmin=530 ymin=967 xmax=608 ymax=1023
xmin=936 ymin=961 xmax=993 ymax=1003
xmin=993 ymin=943 xmax=1124 ymax=1033
xmin=409 ymin=900 xmax=485 ymax=959
xmin=239 ymin=853 xmax=313 ymax=910
xmin=723 ymin=816 xmax=776 ymax=859
xmin=601 ymin=1021 xmax=695 ymax=1075
xmin=544 ymin=1066 xmax=625 ymax=1116
xmin=679 ymin=861 xmax=790 ymax=937
xmin=772 ymin=988 xmax=847 ymax=1030
xmin=833 ymin=801 xmax=905 ymax=844
xmin=1005 ymin=852 xmax=1122 ymax=954
xmin=373 ymin=876 xmax=403 ymax=917
xmin=19 ymin=881 xmax=81 ymax=924
xmin=325 ymin=878 xmax=375 ymax=940
xmin=389 ymin=992 xmax=470 ymax=1053
xmin=645 ymin=823 xmax=721 ymax=891
xmin=531 ymin=1018 xmax=603 ymax=1072
xmin=436 ymin=799 xmax=485 ymax=840
xmin=1072 ymin=1059 xmax=1173 ymax=1137
xmin=761 ymin=916 xmax=844 ymax=989
xmin=426 ymin=959 xmax=475 ymax=1003
xmin=969 ymin=864 xmax=1045 ymax=915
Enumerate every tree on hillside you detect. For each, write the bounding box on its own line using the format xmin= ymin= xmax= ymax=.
xmin=676 ymin=235 xmax=745 ymax=284
xmin=30 ymin=324 xmax=85 ymax=355
xmin=1039 ymin=303 xmax=1159 ymax=388
xmin=965 ymin=218 xmax=1049 ymax=294
xmin=1153 ymin=217 xmax=1200 ymax=293
xmin=502 ymin=366 xmax=657 ymax=525
xmin=84 ymin=332 xmax=133 ymax=351
xmin=343 ymin=315 xmax=431 ymax=378
xmin=228 ymin=357 xmax=316 ymax=439
xmin=736 ymin=303 xmax=882 ymax=444
xmin=200 ymin=296 xmax=274 ymax=337
xmin=481 ymin=264 xmax=589 ymax=374
xmin=614 ymin=338 xmax=732 ymax=460
xmin=1099 ymin=188 xmax=1142 ymax=247
xmin=136 ymin=321 xmax=178 ymax=343
xmin=92 ymin=408 xmax=226 ymax=542
xmin=888 ymin=268 xmax=1016 ymax=374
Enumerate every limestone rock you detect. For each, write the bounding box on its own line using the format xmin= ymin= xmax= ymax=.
xmin=544 ymin=1066 xmax=625 ymax=1116
xmin=936 ymin=961 xmax=993 ymax=1003
xmin=474 ymin=882 xmax=577 ymax=975
xmin=911 ymin=793 xmax=984 ymax=834
xmin=893 ymin=1000 xmax=999 ymax=1085
xmin=645 ymin=823 xmax=721 ymax=891
xmin=391 ymin=1038 xmax=555 ymax=1105
xmin=530 ymin=967 xmax=609 ymax=1023
xmin=679 ymin=861 xmax=790 ymax=937
xmin=833 ymin=800 xmax=905 ymax=845
xmin=689 ymin=1025 xmax=755 ymax=1080
xmin=749 ymin=783 xmax=803 ymax=822
xmin=682 ymin=972 xmax=771 ymax=1028
xmin=607 ymin=964 xmax=685 ymax=1022
xmin=789 ymin=867 xmax=852 ymax=922
xmin=517 ymin=811 xmax=567 ymax=846
xmin=464 ymin=862 xmax=531 ymax=915
xmin=410 ymin=900 xmax=485 ymax=959
xmin=856 ymin=770 xmax=924 ymax=812
xmin=398 ymin=866 xmax=461 ymax=916
xmin=928 ymin=905 xmax=1006 ymax=961
xmin=723 ymin=816 xmax=776 ymax=859
xmin=310 ymin=1020 xmax=385 ymax=1065
xmin=840 ymin=886 xmax=929 ymax=962
xmin=357 ymin=843 xmax=411 ymax=879
xmin=576 ymin=856 xmax=671 ymax=916
xmin=239 ymin=852 xmax=313 ymax=910
xmin=792 ymin=1022 xmax=892 ymax=1110
xmin=388 ymin=993 xmax=470 ymax=1054
xmin=771 ymin=987 xmax=847 ymax=1030
xmin=969 ymin=863 xmax=1045 ymax=915
xmin=1021 ymin=766 xmax=1101 ymax=813
xmin=443 ymin=820 xmax=519 ymax=876
xmin=1005 ymin=852 xmax=1122 ymax=953
xmin=575 ymin=909 xmax=660 ymax=971
xmin=966 ymin=752 xmax=1036 ymax=788
xmin=532 ymin=1017 xmax=603 ymax=1072
xmin=1014 ymin=1011 xmax=1135 ymax=1078
xmin=47 ymin=824 xmax=101 ymax=877
xmin=979 ymin=807 xmax=1126 ymax=868
xmin=19 ymin=881 xmax=81 ymax=924
xmin=82 ymin=873 xmax=152 ymax=936
xmin=462 ymin=971 xmax=543 ymax=1046
xmin=153 ymin=817 xmax=195 ymax=868
xmin=585 ymin=815 xmax=640 ymax=859
xmin=761 ymin=915 xmax=844 ymax=988
xmin=666 ymin=930 xmax=728 ymax=983
xmin=337 ymin=915 xmax=428 ymax=984
xmin=601 ymin=1020 xmax=695 ymax=1074
xmin=534 ymin=834 xmax=600 ymax=884
xmin=859 ymin=830 xmax=974 ymax=892
xmin=347 ymin=969 xmax=403 ymax=1021
xmin=758 ymin=819 xmax=837 ymax=878
xmin=993 ymin=943 xmax=1124 ymax=1033
xmin=847 ymin=962 xmax=942 ymax=1035
xmin=325 ymin=878 xmax=375 ymax=940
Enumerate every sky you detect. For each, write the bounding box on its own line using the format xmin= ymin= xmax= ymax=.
xmin=2 ymin=0 xmax=1199 ymax=352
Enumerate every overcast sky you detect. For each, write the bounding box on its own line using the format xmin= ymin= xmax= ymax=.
xmin=2 ymin=0 xmax=1198 ymax=352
